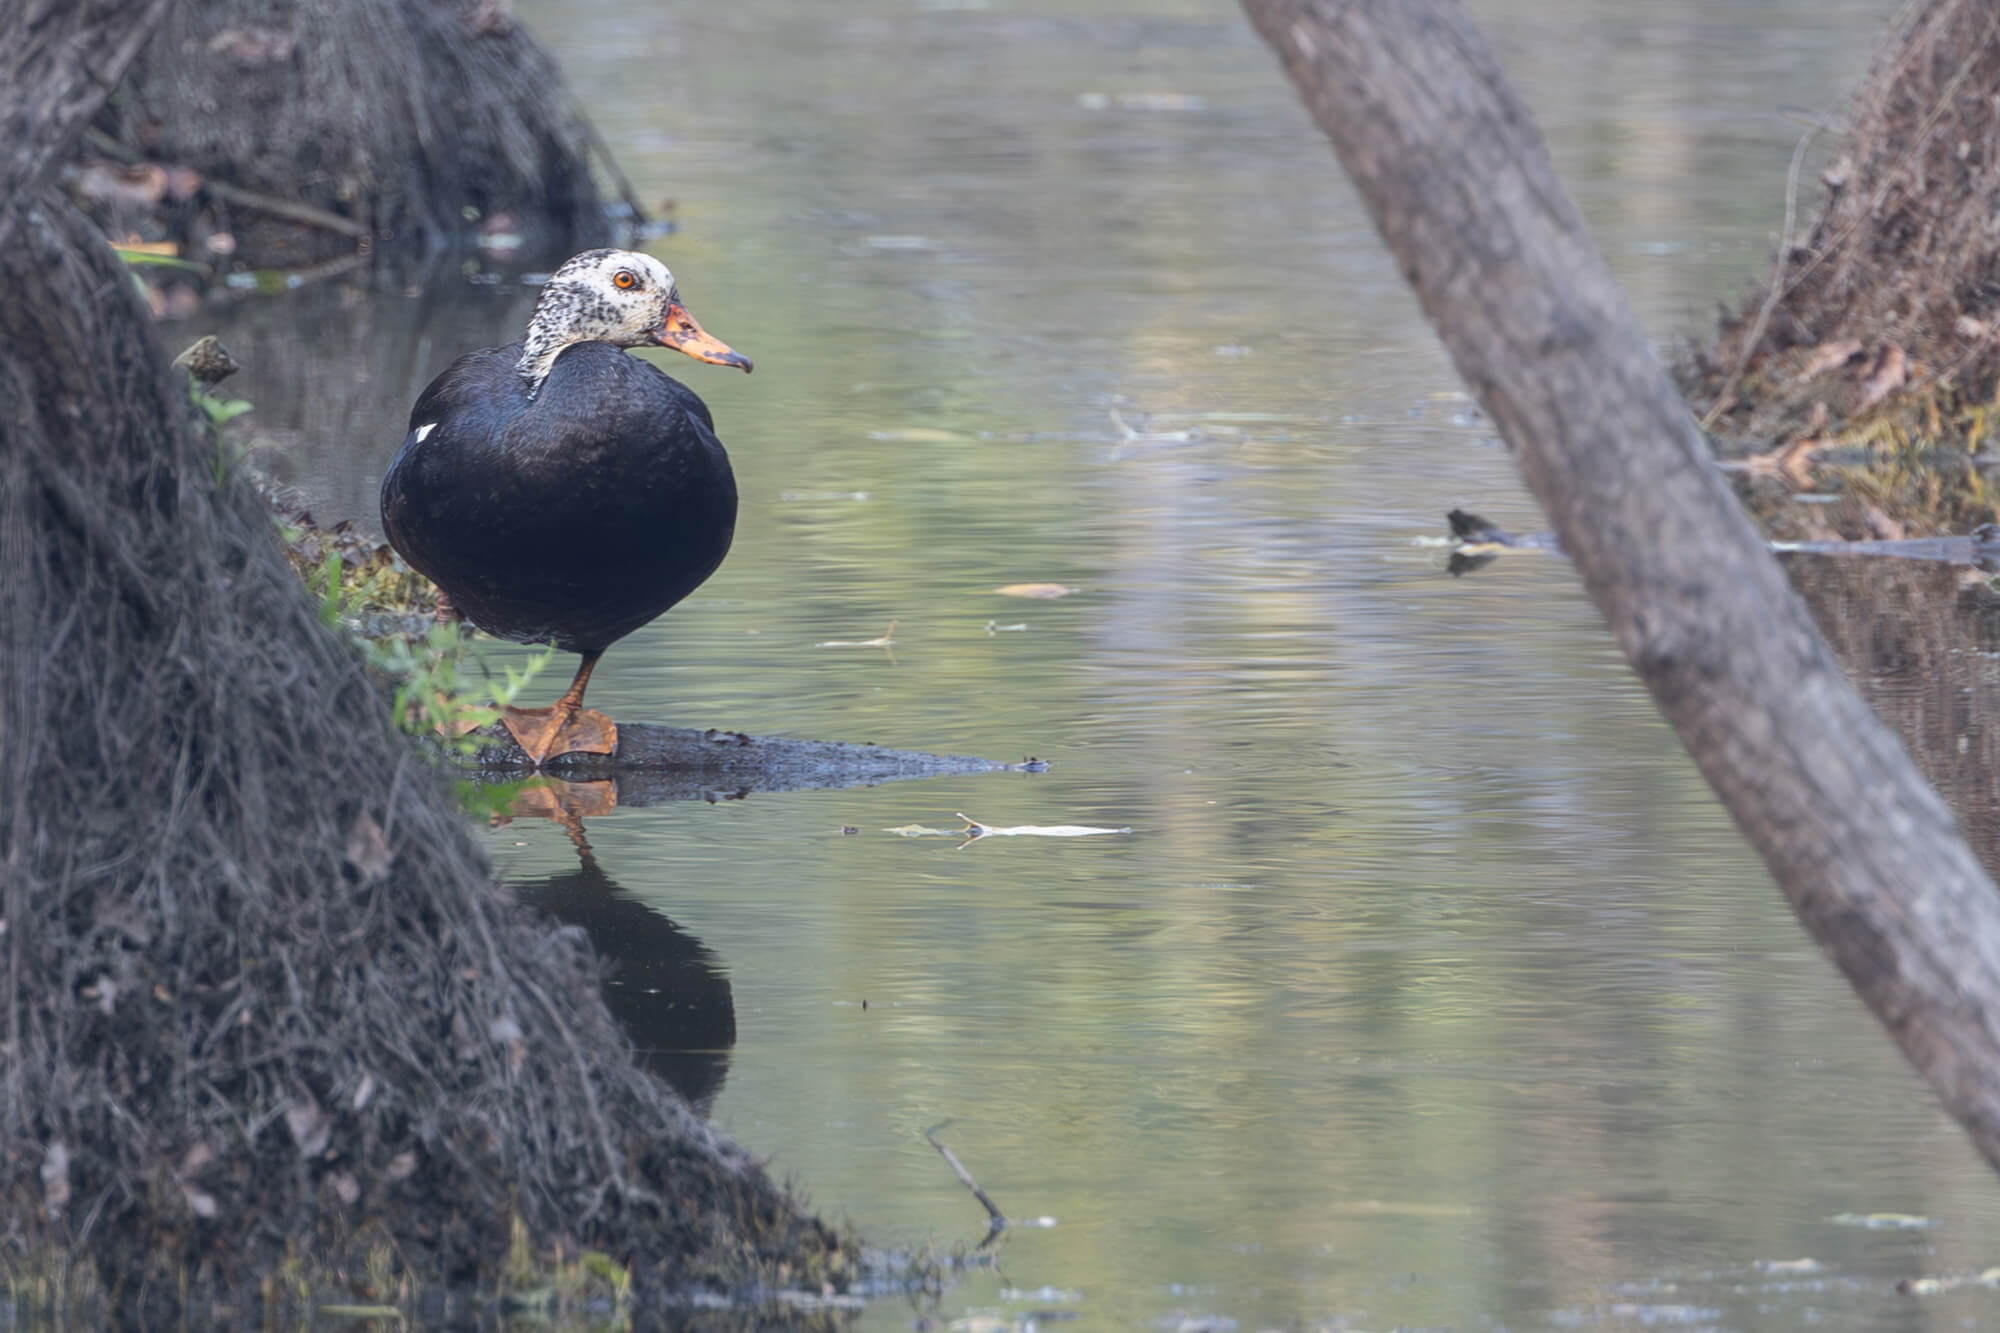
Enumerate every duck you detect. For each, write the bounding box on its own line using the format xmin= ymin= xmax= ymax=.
xmin=380 ymin=248 xmax=752 ymax=766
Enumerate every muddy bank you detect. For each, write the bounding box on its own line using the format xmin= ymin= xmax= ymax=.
xmin=79 ymin=0 xmax=637 ymax=277
xmin=1681 ymin=0 xmax=2000 ymax=540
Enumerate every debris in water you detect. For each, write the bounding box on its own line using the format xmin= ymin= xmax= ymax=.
xmin=868 ymin=426 xmax=970 ymax=442
xmin=994 ymin=583 xmax=1076 ymax=599
xmin=1076 ymin=91 xmax=1208 ymax=112
xmin=1828 ymin=1211 xmax=1934 ymax=1229
xmin=816 ymin=619 xmax=898 ymax=649
xmin=954 ymin=812 xmax=1130 ymax=848
xmin=1756 ymin=1257 xmax=1822 ymax=1274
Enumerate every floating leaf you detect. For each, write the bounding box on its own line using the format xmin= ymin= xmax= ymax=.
xmin=868 ymin=427 xmax=971 ymax=443
xmin=994 ymin=583 xmax=1076 ymax=599
xmin=1829 ymin=1211 xmax=1933 ymax=1229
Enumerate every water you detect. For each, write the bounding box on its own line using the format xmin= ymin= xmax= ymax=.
xmin=202 ymin=1 xmax=2000 ymax=1327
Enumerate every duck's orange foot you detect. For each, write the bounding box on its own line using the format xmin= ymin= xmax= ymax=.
xmin=502 ymin=704 xmax=618 ymax=767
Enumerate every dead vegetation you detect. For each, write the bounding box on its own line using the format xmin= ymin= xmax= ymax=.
xmin=81 ymin=0 xmax=638 ymax=272
xmin=0 ymin=186 xmax=849 ymax=1328
xmin=1683 ymin=0 xmax=2000 ymax=539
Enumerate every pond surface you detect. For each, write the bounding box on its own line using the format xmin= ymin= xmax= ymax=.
xmin=206 ymin=1 xmax=2000 ymax=1328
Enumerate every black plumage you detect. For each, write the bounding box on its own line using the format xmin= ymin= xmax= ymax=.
xmin=381 ymin=340 xmax=736 ymax=656
xmin=376 ymin=247 xmax=751 ymax=765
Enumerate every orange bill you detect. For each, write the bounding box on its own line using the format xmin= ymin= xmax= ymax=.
xmin=655 ymin=300 xmax=753 ymax=372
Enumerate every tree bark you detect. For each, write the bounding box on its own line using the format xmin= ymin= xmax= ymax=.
xmin=0 ymin=0 xmax=175 ymax=250
xmin=1241 ymin=0 xmax=2000 ymax=1170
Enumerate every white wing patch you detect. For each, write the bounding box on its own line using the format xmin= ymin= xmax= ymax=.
xmin=413 ymin=422 xmax=439 ymax=443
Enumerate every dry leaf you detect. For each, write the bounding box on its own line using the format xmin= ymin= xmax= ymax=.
xmin=180 ymin=1142 xmax=214 ymax=1177
xmin=207 ymin=25 xmax=296 ymax=64
xmin=1859 ymin=343 xmax=1908 ymax=409
xmin=352 ymin=1072 xmax=377 ymax=1111
xmin=994 ymin=583 xmax=1077 ymax=599
xmin=867 ymin=427 xmax=972 ymax=443
xmin=386 ymin=1151 xmax=418 ymax=1181
xmin=285 ymin=1096 xmax=331 ymax=1158
xmin=181 ymin=1183 xmax=219 ymax=1218
xmin=343 ymin=811 xmax=393 ymax=884
xmin=82 ymin=975 xmax=118 ymax=1016
xmin=331 ymin=1172 xmax=361 ymax=1205
xmin=1801 ymin=339 xmax=1863 ymax=379
xmin=112 ymin=235 xmax=178 ymax=256
xmin=41 ymin=1142 xmax=69 ymax=1219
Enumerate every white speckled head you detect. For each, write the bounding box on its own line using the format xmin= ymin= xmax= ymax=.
xmin=513 ymin=249 xmax=751 ymax=392
xmin=515 ymin=249 xmax=675 ymax=386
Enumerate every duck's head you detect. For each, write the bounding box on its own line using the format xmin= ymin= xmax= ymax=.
xmin=515 ymin=248 xmax=752 ymax=392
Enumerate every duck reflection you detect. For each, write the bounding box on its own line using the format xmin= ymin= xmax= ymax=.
xmin=505 ymin=778 xmax=736 ymax=1115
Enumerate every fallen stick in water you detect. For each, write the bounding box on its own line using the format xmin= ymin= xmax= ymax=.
xmin=925 ymin=1121 xmax=1007 ymax=1250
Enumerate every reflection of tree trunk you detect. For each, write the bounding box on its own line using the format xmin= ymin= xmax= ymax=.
xmin=100 ymin=0 xmax=614 ymax=265
xmin=1789 ymin=556 xmax=2000 ymax=869
xmin=1 ymin=1 xmax=842 ymax=1305
xmin=1241 ymin=0 xmax=2000 ymax=1172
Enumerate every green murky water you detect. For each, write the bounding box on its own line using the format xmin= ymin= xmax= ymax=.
xmin=210 ymin=1 xmax=2000 ymax=1327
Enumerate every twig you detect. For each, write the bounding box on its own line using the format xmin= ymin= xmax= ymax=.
xmin=202 ymin=179 xmax=369 ymax=239
xmin=580 ymin=111 xmax=650 ymax=228
xmin=924 ymin=1121 xmax=1007 ymax=1248
xmin=1749 ymin=11 xmax=2000 ymax=320
xmin=81 ymin=128 xmax=369 ymax=240
xmin=1699 ymin=122 xmax=1818 ymax=432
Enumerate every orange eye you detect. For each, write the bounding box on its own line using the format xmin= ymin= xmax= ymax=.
xmin=613 ymin=270 xmax=638 ymax=290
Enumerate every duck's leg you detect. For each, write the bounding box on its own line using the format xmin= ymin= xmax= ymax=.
xmin=503 ymin=650 xmax=619 ymax=766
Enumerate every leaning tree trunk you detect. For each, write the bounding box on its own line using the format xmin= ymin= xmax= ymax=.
xmin=96 ymin=0 xmax=622 ymax=266
xmin=0 ymin=0 xmax=845 ymax=1312
xmin=1241 ymin=0 xmax=2000 ymax=1173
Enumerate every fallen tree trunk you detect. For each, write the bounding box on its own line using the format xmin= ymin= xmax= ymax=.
xmin=1241 ymin=0 xmax=2000 ymax=1171
xmin=1 ymin=0 xmax=846 ymax=1313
